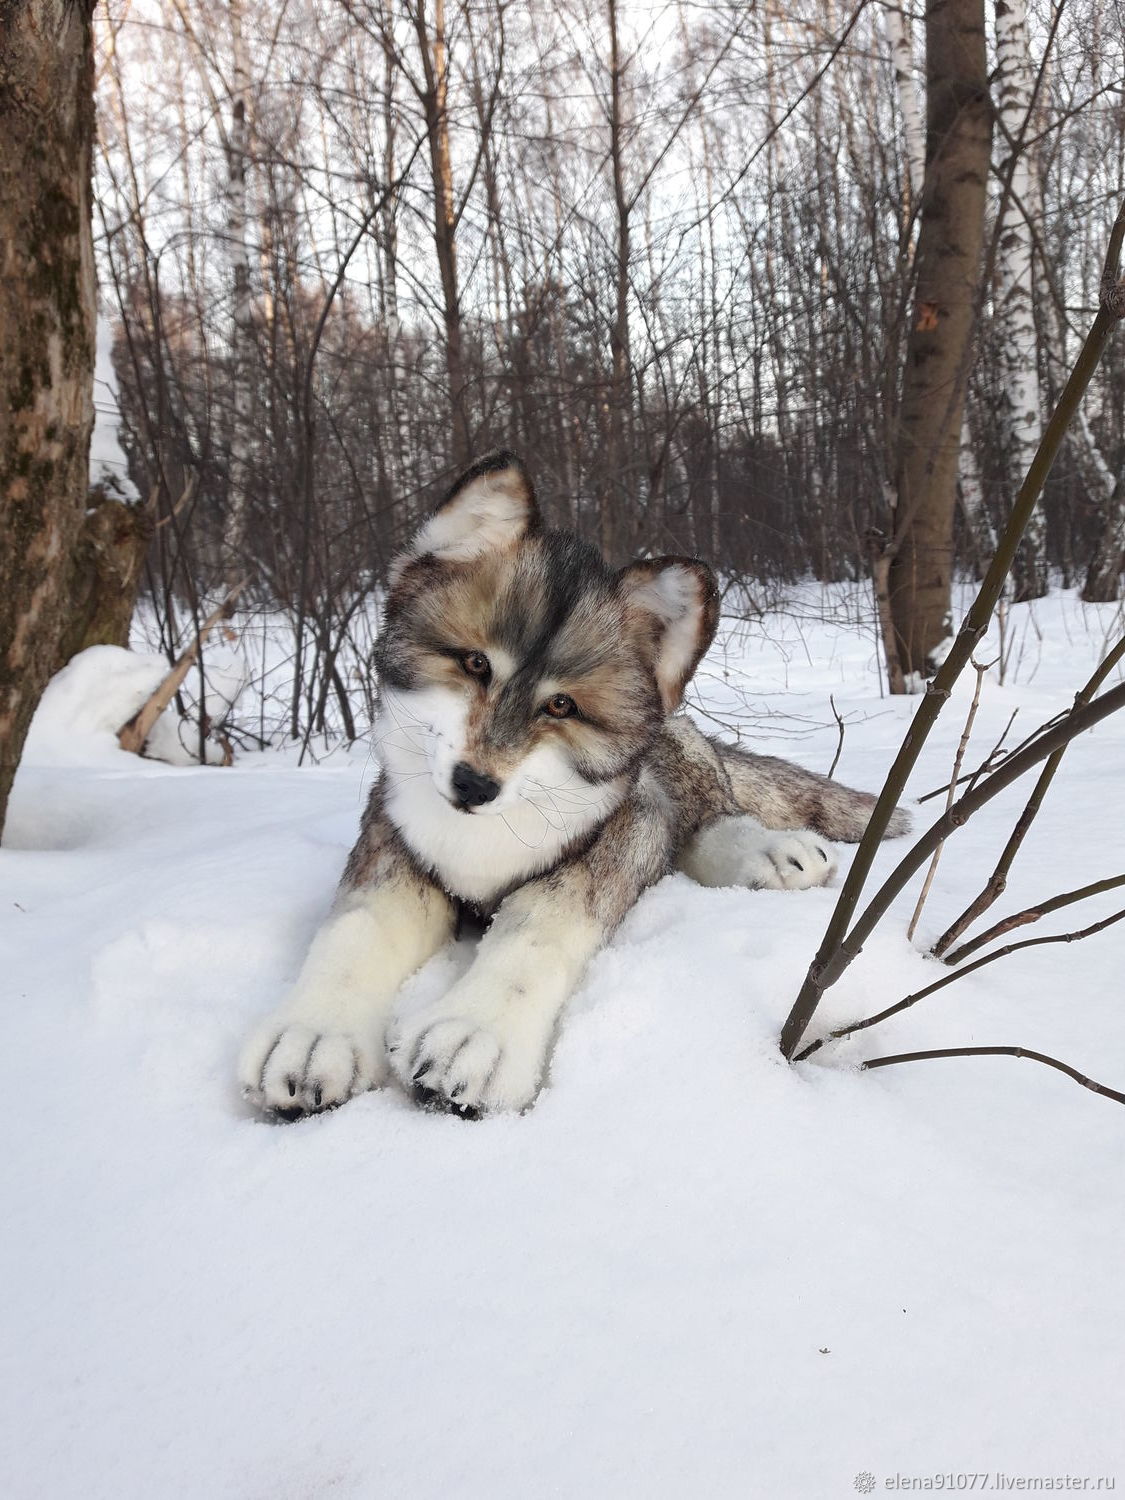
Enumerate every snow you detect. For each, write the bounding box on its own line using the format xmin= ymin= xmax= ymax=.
xmin=90 ymin=317 xmax=138 ymax=501
xmin=3 ymin=587 xmax=1124 ymax=1498
xmin=20 ymin=643 xmax=250 ymax=769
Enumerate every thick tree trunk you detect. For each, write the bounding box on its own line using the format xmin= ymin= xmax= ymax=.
xmin=888 ymin=0 xmax=992 ymax=682
xmin=57 ymin=491 xmax=152 ymax=664
xmin=0 ymin=0 xmax=98 ymax=835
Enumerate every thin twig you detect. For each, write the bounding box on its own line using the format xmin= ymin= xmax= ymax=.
xmin=943 ymin=872 xmax=1125 ymax=965
xmin=932 ymin=631 xmax=1125 ymax=957
xmin=861 ymin=1047 xmax=1125 ymax=1107
xmin=917 ymin=707 xmax=1019 ymax=803
xmin=827 ymin=694 xmax=846 ymax=779
xmin=817 ymin=903 xmax=1125 ymax=1046
xmin=906 ymin=660 xmax=989 ymax=942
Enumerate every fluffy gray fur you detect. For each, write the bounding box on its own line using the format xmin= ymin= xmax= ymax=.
xmin=238 ymin=452 xmax=910 ymax=1121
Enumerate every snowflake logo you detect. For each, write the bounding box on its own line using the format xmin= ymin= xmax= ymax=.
xmin=854 ymin=1474 xmax=877 ymax=1495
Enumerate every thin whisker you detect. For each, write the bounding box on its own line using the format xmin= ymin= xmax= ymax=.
xmin=379 ymin=688 xmax=435 ymax=739
xmin=527 ymin=777 xmax=599 ymax=810
xmin=500 ymin=808 xmax=542 ymax=850
xmin=521 ymin=792 xmax=564 ymax=835
xmin=370 ymin=729 xmax=427 ymax=757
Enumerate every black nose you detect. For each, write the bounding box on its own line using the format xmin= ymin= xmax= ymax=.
xmin=451 ymin=761 xmax=501 ymax=809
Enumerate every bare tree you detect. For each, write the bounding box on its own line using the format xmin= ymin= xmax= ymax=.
xmin=89 ymin=0 xmax=1125 ymax=747
xmin=887 ymin=0 xmax=993 ymax=683
xmin=0 ymin=0 xmax=98 ymax=834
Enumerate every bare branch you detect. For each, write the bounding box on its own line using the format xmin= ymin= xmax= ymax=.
xmin=861 ymin=1047 xmax=1125 ymax=1108
xmin=933 ymin=631 xmax=1125 ymax=956
xmin=780 ymin=196 xmax=1125 ymax=1062
xmin=117 ymin=582 xmax=245 ymax=756
xmin=943 ymin=872 xmax=1125 ymax=966
xmin=906 ymin=659 xmax=989 ymax=942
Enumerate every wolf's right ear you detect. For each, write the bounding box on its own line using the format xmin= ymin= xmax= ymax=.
xmin=619 ymin=556 xmax=719 ymax=712
xmin=389 ymin=451 xmax=539 ymax=583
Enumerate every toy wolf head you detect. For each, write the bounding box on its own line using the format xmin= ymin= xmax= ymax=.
xmin=373 ymin=452 xmax=718 ymax=888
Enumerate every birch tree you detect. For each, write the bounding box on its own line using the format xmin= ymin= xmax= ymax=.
xmin=994 ymin=0 xmax=1046 ymax=600
xmin=883 ymin=3 xmax=925 ymax=207
xmin=223 ymin=0 xmax=254 ymax=586
xmin=888 ymin=0 xmax=992 ymax=682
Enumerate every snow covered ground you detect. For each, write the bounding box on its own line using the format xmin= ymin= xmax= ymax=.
xmin=3 ymin=587 xmax=1124 ymax=1499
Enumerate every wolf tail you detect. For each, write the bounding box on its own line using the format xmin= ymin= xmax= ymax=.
xmin=713 ymin=738 xmax=911 ymax=844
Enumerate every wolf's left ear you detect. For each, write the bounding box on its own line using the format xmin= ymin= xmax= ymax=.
xmin=619 ymin=557 xmax=719 ymax=712
xmin=392 ymin=451 xmax=539 ymax=580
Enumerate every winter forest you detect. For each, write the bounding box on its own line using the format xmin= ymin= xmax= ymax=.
xmin=4 ymin=1 xmax=1125 ymax=1495
xmin=87 ymin=0 xmax=1125 ymax=746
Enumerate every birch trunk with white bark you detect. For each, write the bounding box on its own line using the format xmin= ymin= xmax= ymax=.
xmin=223 ymin=0 xmax=254 ymax=587
xmin=994 ymin=0 xmax=1046 ymax=600
xmin=883 ymin=4 xmax=926 ymax=206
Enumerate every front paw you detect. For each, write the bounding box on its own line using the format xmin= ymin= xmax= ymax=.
xmin=239 ymin=1018 xmax=386 ymax=1119
xmin=386 ymin=1006 xmax=543 ymax=1118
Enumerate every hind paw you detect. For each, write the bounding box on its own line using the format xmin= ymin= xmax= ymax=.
xmin=680 ymin=815 xmax=837 ymax=891
xmin=752 ymin=828 xmax=837 ymax=889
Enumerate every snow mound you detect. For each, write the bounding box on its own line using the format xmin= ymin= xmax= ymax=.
xmin=22 ymin=645 xmax=169 ymax=766
xmin=22 ymin=644 xmax=249 ymax=771
xmin=90 ymin=317 xmax=138 ymax=500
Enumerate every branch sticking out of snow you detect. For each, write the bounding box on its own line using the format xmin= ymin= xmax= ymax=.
xmin=117 ymin=584 xmax=245 ymax=756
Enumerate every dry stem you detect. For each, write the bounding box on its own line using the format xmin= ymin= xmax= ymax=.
xmin=117 ymin=582 xmax=244 ymax=756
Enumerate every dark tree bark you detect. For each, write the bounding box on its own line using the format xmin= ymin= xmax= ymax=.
xmin=0 ymin=0 xmax=98 ymax=835
xmin=888 ymin=0 xmax=992 ymax=680
xmin=58 ymin=490 xmax=153 ymax=665
xmin=1082 ymin=473 xmax=1125 ymax=601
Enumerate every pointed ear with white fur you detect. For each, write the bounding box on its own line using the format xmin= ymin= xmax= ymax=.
xmin=392 ymin=451 xmax=539 ymax=581
xmin=618 ymin=556 xmax=719 ymax=713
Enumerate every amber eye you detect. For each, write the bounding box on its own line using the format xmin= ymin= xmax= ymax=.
xmin=543 ymin=693 xmax=577 ymax=720
xmin=460 ymin=651 xmax=491 ymax=680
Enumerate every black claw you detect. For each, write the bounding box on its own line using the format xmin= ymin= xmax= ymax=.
xmin=412 ymin=1062 xmax=432 ymax=1083
xmin=313 ymin=1086 xmax=323 ymax=1108
xmin=817 ymin=847 xmax=828 ymax=861
xmin=411 ymin=1082 xmax=481 ymax=1121
xmin=287 ymin=1077 xmax=297 ymax=1097
xmin=788 ymin=857 xmax=804 ymax=871
xmin=450 ymin=1081 xmax=467 ymax=1099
